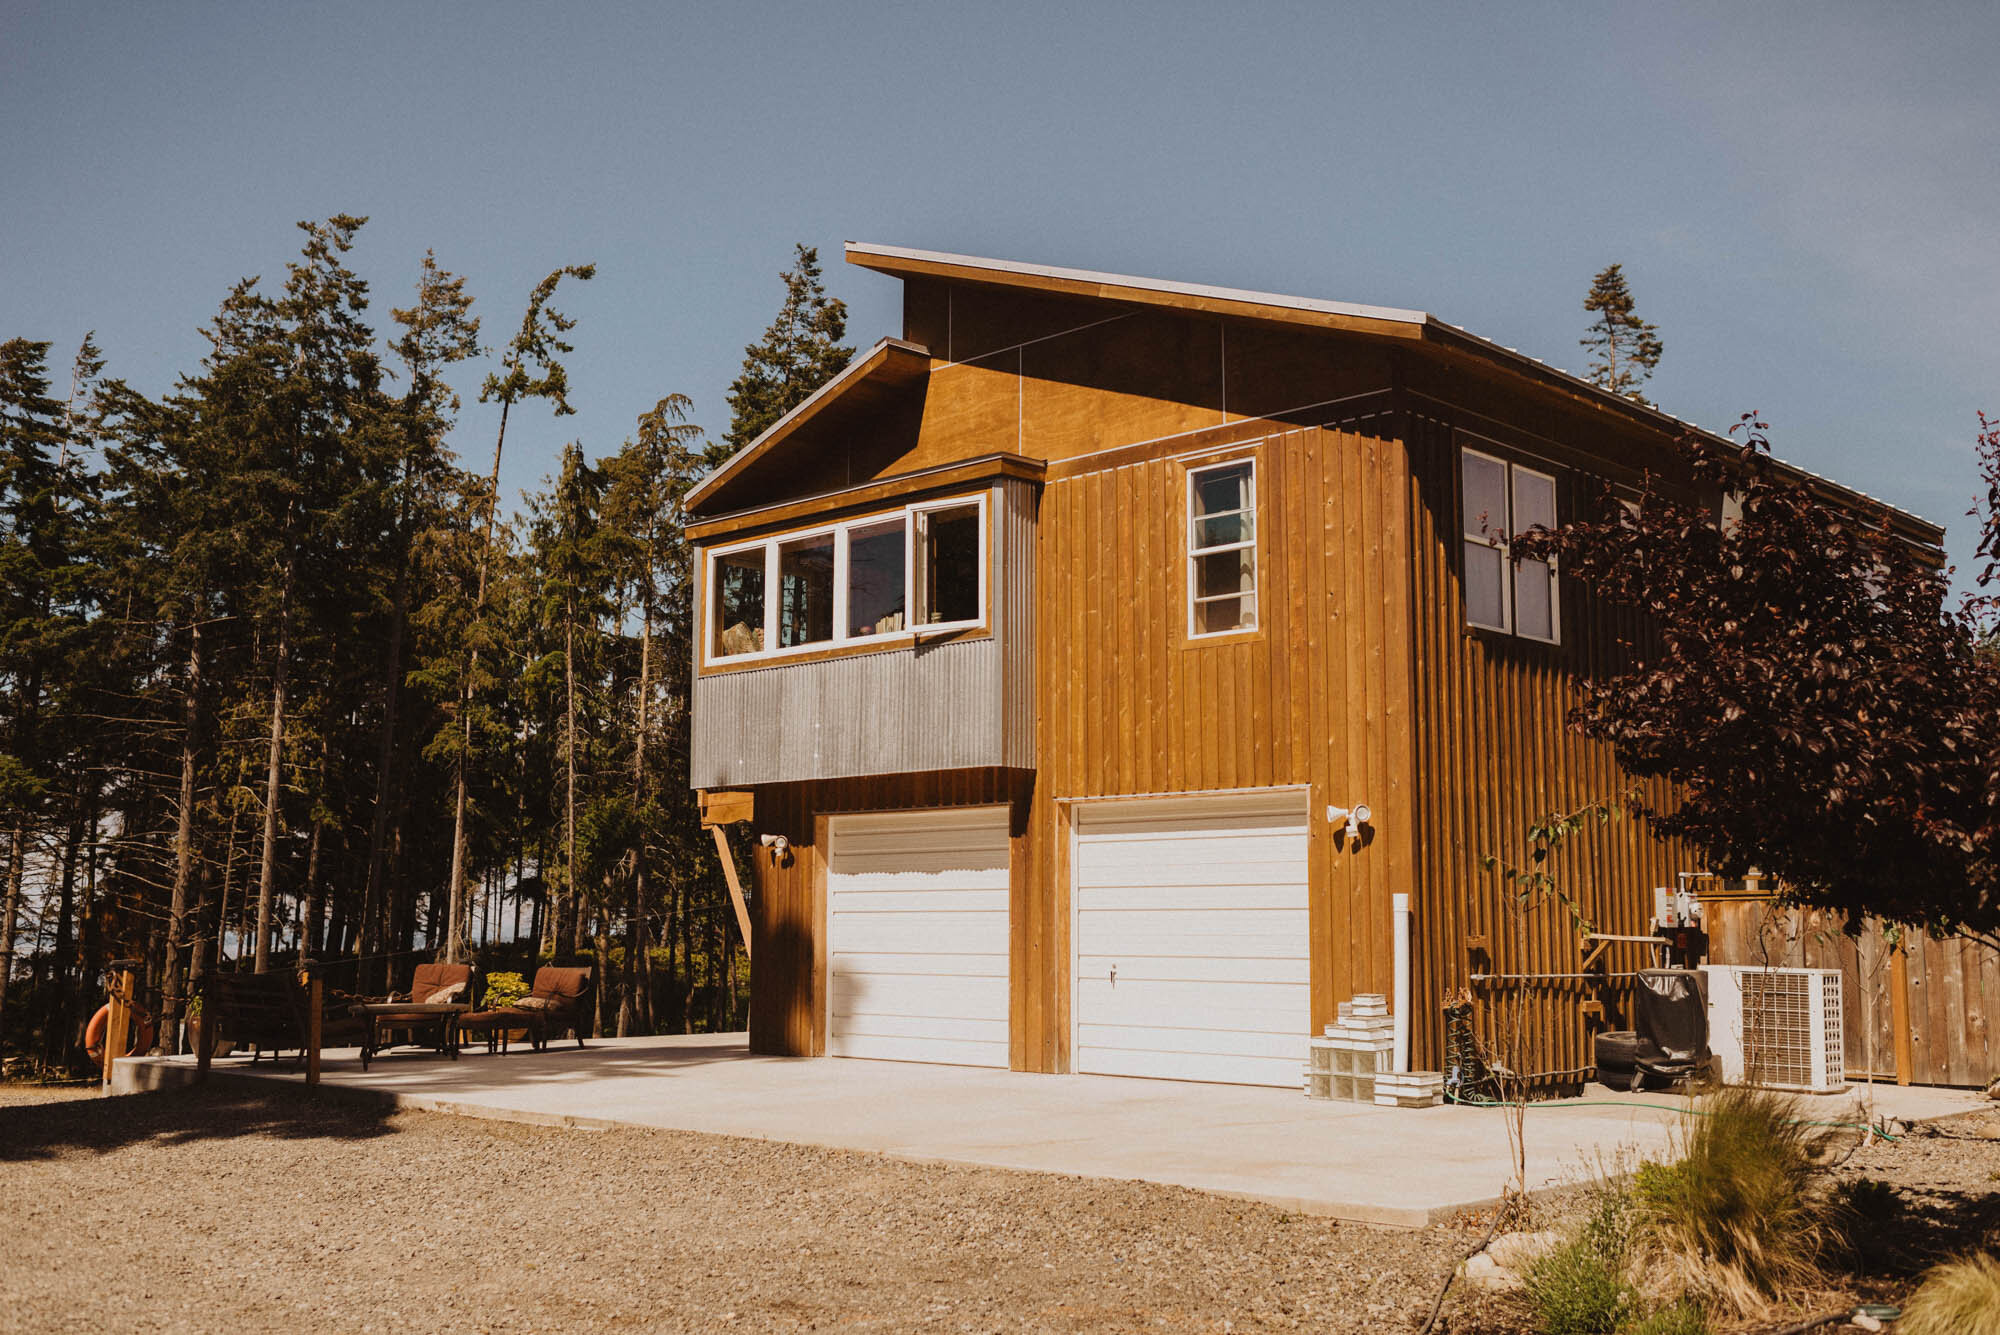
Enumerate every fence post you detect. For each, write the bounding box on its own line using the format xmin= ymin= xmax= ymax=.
xmin=1890 ymin=937 xmax=1914 ymax=1086
xmin=300 ymin=959 xmax=322 ymax=1087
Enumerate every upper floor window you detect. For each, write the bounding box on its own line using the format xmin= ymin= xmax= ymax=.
xmin=706 ymin=494 xmax=987 ymax=664
xmin=1461 ymin=447 xmax=1559 ymax=643
xmin=1187 ymin=458 xmax=1258 ymax=637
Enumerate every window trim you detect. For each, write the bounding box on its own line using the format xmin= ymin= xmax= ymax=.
xmin=1185 ymin=456 xmax=1260 ymax=641
xmin=1459 ymin=445 xmax=1561 ymax=645
xmin=702 ymin=492 xmax=988 ymax=667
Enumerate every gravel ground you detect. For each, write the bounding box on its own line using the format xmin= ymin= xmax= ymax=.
xmin=3 ymin=1082 xmax=1486 ymax=1335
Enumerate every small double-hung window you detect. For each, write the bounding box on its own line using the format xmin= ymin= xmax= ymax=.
xmin=1461 ymin=447 xmax=1559 ymax=643
xmin=1187 ymin=458 xmax=1258 ymax=637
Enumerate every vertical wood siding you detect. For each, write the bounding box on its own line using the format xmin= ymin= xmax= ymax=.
xmin=1403 ymin=409 xmax=1687 ymax=1086
xmin=1017 ymin=422 xmax=1418 ymax=1067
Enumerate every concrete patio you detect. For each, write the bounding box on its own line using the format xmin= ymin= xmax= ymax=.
xmin=112 ymin=1033 xmax=1983 ymax=1227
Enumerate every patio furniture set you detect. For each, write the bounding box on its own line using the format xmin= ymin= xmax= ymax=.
xmin=197 ymin=964 xmax=592 ymax=1070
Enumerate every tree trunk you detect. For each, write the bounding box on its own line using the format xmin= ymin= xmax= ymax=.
xmin=559 ymin=604 xmax=579 ymax=966
xmin=360 ymin=577 xmax=411 ymax=977
xmin=158 ymin=618 xmax=203 ymax=1050
xmin=217 ymin=806 xmax=241 ymax=967
xmin=252 ymin=544 xmax=296 ymax=973
xmin=445 ymin=397 xmax=512 ymax=970
xmin=0 ymin=822 xmax=24 ymax=1045
xmin=300 ymin=815 xmax=326 ymax=959
xmin=40 ymin=799 xmax=85 ymax=1070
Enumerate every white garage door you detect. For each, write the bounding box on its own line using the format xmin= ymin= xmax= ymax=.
xmin=1074 ymin=791 xmax=1311 ymax=1086
xmin=826 ymin=806 xmax=1011 ymax=1067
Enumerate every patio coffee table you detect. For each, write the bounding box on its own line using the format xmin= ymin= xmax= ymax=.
xmin=351 ymin=1001 xmax=469 ymax=1070
xmin=455 ymin=1009 xmax=531 ymax=1055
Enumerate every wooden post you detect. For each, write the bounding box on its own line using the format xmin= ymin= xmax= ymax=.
xmin=194 ymin=977 xmax=213 ymax=1083
xmin=100 ymin=962 xmax=138 ymax=1092
xmin=1890 ymin=937 xmax=1914 ymax=1086
xmin=710 ymin=825 xmax=754 ymax=962
xmin=300 ymin=960 xmax=322 ymax=1087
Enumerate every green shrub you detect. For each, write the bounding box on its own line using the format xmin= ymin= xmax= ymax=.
xmin=1900 ymin=1252 xmax=2000 ymax=1335
xmin=481 ymin=971 xmax=529 ymax=1009
xmin=1631 ymin=1086 xmax=1827 ymax=1314
xmin=1525 ymin=1194 xmax=1638 ymax=1335
xmin=1824 ymin=1176 xmax=1903 ymax=1268
xmin=1620 ymin=1297 xmax=1708 ymax=1335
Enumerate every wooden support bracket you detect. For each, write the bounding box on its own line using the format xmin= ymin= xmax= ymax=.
xmin=699 ymin=789 xmax=755 ymax=828
xmin=710 ymin=824 xmax=755 ymax=961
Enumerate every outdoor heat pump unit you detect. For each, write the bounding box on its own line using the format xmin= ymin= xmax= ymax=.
xmin=1700 ymin=965 xmax=1847 ymax=1094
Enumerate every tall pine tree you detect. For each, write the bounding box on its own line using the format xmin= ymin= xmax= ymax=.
xmin=1580 ymin=263 xmax=1664 ymax=405
xmin=721 ymin=245 xmax=853 ymax=456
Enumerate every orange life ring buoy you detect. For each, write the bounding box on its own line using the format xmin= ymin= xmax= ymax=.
xmin=84 ymin=1004 xmax=156 ymax=1062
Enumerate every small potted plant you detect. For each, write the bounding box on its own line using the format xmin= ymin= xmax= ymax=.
xmin=480 ymin=971 xmax=531 ymax=1044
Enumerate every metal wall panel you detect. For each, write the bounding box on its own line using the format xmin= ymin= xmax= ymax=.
xmin=691 ymin=478 xmax=1036 ymax=788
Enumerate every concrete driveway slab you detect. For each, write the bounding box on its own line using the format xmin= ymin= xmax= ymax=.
xmin=112 ymin=1033 xmax=1983 ymax=1227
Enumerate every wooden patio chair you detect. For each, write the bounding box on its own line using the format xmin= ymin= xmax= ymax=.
xmin=197 ymin=970 xmax=312 ymax=1065
xmin=501 ymin=966 xmax=592 ymax=1051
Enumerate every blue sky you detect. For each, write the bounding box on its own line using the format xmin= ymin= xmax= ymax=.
xmin=4 ymin=3 xmax=1995 ymax=584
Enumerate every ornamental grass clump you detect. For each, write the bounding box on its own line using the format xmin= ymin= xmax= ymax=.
xmin=1631 ymin=1086 xmax=1828 ymax=1314
xmin=1899 ymin=1252 xmax=2000 ymax=1335
xmin=1522 ymin=1192 xmax=1639 ymax=1335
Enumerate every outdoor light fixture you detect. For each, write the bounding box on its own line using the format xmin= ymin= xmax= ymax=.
xmin=759 ymin=832 xmax=791 ymax=864
xmin=1326 ymin=804 xmax=1373 ymax=840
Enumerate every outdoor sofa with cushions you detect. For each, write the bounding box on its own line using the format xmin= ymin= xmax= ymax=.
xmin=501 ymin=966 xmax=592 ymax=1051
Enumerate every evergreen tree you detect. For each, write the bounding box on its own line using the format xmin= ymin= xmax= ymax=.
xmin=721 ymin=244 xmax=853 ymax=455
xmin=442 ymin=264 xmax=594 ymax=965
xmin=1580 ymin=263 xmax=1664 ymax=405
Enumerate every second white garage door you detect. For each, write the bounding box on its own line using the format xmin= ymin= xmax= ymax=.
xmin=826 ymin=806 xmax=1011 ymax=1067
xmin=1073 ymin=790 xmax=1311 ymax=1086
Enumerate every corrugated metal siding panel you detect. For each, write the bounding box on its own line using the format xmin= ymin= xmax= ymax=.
xmin=691 ymin=481 xmax=1038 ymax=788
xmin=693 ymin=639 xmax=1005 ymax=787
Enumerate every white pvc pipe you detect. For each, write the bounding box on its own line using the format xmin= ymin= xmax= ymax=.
xmin=1392 ymin=892 xmax=1412 ymax=1072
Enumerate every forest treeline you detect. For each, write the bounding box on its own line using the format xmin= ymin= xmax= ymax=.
xmin=0 ymin=217 xmax=852 ymax=1072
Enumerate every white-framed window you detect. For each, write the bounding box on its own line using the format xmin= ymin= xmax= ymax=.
xmin=1460 ymin=446 xmax=1559 ymax=643
xmin=704 ymin=493 xmax=987 ymax=665
xmin=1186 ymin=457 xmax=1258 ymax=638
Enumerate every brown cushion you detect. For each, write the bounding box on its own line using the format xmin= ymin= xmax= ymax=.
xmin=408 ymin=962 xmax=471 ymax=997
xmin=528 ymin=966 xmax=590 ymax=1002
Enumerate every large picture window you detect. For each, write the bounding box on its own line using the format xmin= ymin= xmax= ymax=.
xmin=1460 ymin=446 xmax=1559 ymax=643
xmin=705 ymin=494 xmax=986 ymax=664
xmin=1187 ymin=458 xmax=1258 ymax=637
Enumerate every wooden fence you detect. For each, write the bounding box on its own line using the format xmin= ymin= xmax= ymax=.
xmin=1706 ymin=898 xmax=2000 ymax=1089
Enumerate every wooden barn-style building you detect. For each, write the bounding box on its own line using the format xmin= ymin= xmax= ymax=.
xmin=686 ymin=244 xmax=1943 ymax=1088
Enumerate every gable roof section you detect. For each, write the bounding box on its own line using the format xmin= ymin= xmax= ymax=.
xmin=685 ymin=337 xmax=931 ymax=511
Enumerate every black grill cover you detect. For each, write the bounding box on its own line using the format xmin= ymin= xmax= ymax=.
xmin=1634 ymin=968 xmax=1708 ymax=1069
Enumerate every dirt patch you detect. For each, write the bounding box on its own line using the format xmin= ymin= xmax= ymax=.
xmin=4 ymin=1083 xmax=1484 ymax=1334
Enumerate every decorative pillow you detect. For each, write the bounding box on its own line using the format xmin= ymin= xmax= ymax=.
xmin=512 ymin=996 xmax=554 ymax=1011
xmin=425 ymin=984 xmax=467 ymax=1004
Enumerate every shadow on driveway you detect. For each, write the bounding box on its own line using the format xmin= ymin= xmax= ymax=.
xmin=0 ymin=1080 xmax=398 ymax=1162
